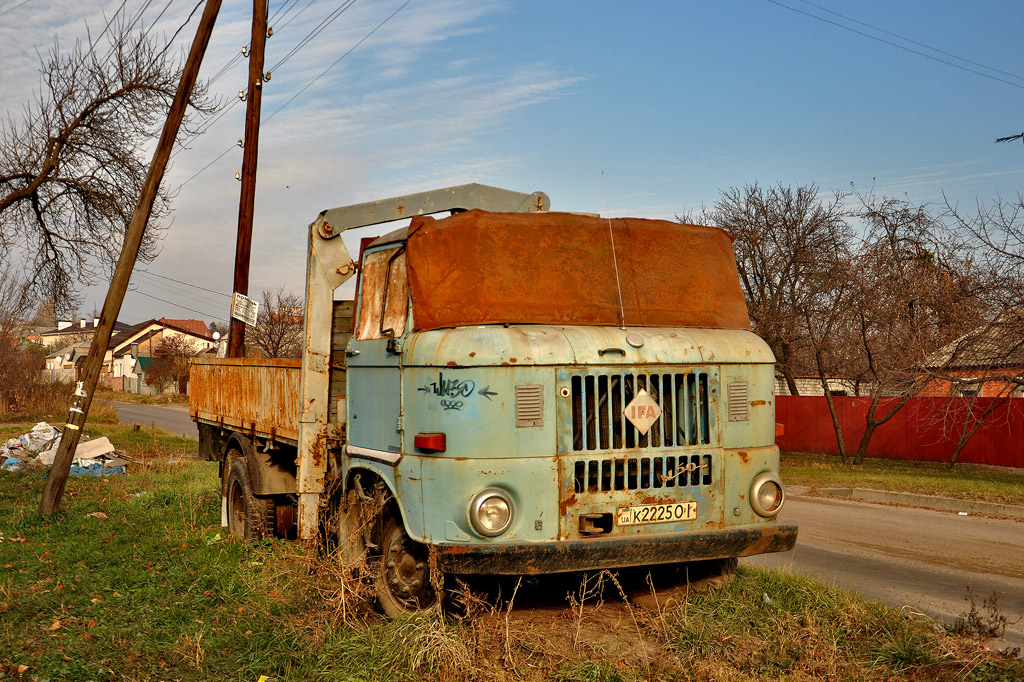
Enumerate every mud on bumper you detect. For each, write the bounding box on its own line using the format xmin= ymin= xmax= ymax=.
xmin=436 ymin=522 xmax=798 ymax=575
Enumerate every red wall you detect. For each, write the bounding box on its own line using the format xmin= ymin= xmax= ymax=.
xmin=775 ymin=396 xmax=1024 ymax=468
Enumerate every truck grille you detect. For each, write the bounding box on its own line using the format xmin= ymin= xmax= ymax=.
xmin=570 ymin=371 xmax=711 ymax=451
xmin=573 ymin=454 xmax=712 ymax=493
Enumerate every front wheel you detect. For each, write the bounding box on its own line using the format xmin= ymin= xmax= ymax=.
xmin=373 ymin=515 xmax=437 ymax=617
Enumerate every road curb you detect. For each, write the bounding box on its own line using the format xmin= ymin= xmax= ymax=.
xmin=793 ymin=486 xmax=1024 ymax=520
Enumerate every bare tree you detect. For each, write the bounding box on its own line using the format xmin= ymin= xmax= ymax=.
xmin=707 ymin=183 xmax=851 ymax=395
xmin=828 ymin=193 xmax=987 ymax=464
xmin=146 ymin=334 xmax=203 ymax=393
xmin=248 ymin=288 xmax=304 ymax=358
xmin=0 ymin=22 xmax=216 ymax=317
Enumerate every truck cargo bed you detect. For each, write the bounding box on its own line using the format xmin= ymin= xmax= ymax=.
xmin=190 ymin=357 xmax=302 ymax=444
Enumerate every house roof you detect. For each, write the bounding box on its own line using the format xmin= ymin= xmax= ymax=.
xmin=160 ymin=318 xmax=211 ymax=339
xmin=39 ymin=321 xmax=131 ymax=337
xmin=925 ymin=316 xmax=1024 ymax=370
xmin=106 ymin=318 xmax=213 ymax=355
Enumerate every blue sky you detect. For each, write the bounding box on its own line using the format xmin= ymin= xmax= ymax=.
xmin=2 ymin=0 xmax=1023 ymax=323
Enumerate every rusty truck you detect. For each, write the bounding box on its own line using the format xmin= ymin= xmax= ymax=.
xmin=189 ymin=183 xmax=797 ymax=616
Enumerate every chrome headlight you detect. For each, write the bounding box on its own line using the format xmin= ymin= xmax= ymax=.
xmin=750 ymin=472 xmax=784 ymax=517
xmin=469 ymin=488 xmax=514 ymax=537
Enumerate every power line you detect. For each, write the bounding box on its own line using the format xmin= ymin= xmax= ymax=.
xmin=157 ymin=0 xmax=205 ymax=58
xmin=0 ymin=0 xmax=31 ymax=16
xmin=83 ymin=0 xmax=129 ymax=60
xmin=132 ymin=272 xmax=230 ymax=308
xmin=176 ymin=0 xmax=412 ymax=189
xmin=128 ymin=288 xmax=225 ymax=318
xmin=134 ymin=269 xmax=233 ymax=297
xmin=265 ymin=0 xmax=411 ymax=123
xmin=266 ymin=0 xmax=358 ymax=74
xmin=765 ymin=0 xmax=1024 ymax=90
xmin=794 ymin=0 xmax=1024 ymax=84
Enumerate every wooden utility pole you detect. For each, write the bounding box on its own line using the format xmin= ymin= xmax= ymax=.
xmin=228 ymin=0 xmax=268 ymax=358
xmin=40 ymin=0 xmax=223 ymax=516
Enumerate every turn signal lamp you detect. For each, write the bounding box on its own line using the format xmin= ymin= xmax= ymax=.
xmin=414 ymin=432 xmax=446 ymax=452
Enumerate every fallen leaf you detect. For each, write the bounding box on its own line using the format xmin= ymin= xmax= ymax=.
xmin=18 ymin=664 xmax=29 ymax=673
xmin=87 ymin=619 xmax=97 ymax=628
xmin=112 ymin=591 xmax=121 ymax=597
xmin=47 ymin=620 xmax=61 ymax=631
xmin=90 ymin=598 xmax=102 ymax=604
xmin=38 ymin=551 xmax=49 ymax=561
xmin=10 ymin=537 xmax=26 ymax=542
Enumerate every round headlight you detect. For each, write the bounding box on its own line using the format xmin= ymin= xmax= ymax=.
xmin=749 ymin=472 xmax=784 ymax=517
xmin=469 ymin=488 xmax=514 ymax=537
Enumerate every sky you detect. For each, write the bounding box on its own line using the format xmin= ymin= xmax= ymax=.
xmin=2 ymin=0 xmax=1023 ymax=325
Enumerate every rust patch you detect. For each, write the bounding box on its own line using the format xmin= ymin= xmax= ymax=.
xmin=750 ymin=400 xmax=766 ymax=407
xmin=446 ymin=361 xmax=459 ymax=366
xmin=509 ymin=357 xmax=518 ymax=363
xmin=396 ymin=204 xmax=405 ymax=216
xmin=469 ymin=352 xmax=476 ymax=357
xmin=559 ymin=493 xmax=577 ymax=516
xmin=638 ymin=494 xmax=675 ymax=505
xmin=737 ymin=451 xmax=749 ymax=463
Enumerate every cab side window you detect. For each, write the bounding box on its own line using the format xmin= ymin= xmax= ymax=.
xmin=355 ymin=246 xmax=409 ymax=341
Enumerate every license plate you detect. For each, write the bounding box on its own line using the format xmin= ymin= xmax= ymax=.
xmin=616 ymin=501 xmax=697 ymax=526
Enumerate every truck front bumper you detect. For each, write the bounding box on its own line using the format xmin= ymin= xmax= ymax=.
xmin=436 ymin=522 xmax=798 ymax=575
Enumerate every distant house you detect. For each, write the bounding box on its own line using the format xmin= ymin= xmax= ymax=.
xmin=106 ymin=318 xmax=219 ymax=393
xmin=37 ymin=318 xmax=131 ymax=350
xmin=920 ymin=318 xmax=1024 ymax=398
xmin=774 ymin=375 xmax=869 ymax=397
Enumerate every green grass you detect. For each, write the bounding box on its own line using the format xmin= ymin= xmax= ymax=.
xmin=781 ymin=452 xmax=1024 ymax=507
xmin=3 ymin=452 xmax=1022 ymax=681
xmin=95 ymin=390 xmax=189 ymax=407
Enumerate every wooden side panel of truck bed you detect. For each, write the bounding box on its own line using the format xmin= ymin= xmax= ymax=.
xmin=189 ymin=301 xmax=354 ymax=445
xmin=190 ymin=357 xmax=302 ymax=444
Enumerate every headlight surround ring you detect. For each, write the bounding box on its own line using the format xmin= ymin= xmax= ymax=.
xmin=749 ymin=471 xmax=785 ymax=517
xmin=469 ymin=488 xmax=514 ymax=537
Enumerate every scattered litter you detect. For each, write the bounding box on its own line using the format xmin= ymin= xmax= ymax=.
xmin=958 ymin=511 xmax=969 ymax=516
xmin=762 ymin=592 xmax=773 ymax=604
xmin=84 ymin=512 xmax=107 ymax=519
xmin=130 ymin=491 xmax=148 ymax=498
xmin=0 ymin=423 xmax=128 ymax=476
xmin=205 ymin=532 xmax=222 ymax=545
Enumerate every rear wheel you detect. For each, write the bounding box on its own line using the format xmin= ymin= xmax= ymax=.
xmin=226 ymin=457 xmax=266 ymax=540
xmin=374 ymin=514 xmax=437 ymax=617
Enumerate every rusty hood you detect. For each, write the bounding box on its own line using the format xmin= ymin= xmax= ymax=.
xmin=405 ymin=210 xmax=750 ymax=332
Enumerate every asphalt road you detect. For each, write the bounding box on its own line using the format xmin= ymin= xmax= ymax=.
xmin=744 ymin=495 xmax=1024 ymax=650
xmin=109 ymin=401 xmax=197 ymax=439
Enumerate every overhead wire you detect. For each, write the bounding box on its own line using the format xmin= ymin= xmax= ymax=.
xmin=131 ymin=272 xmax=230 ymax=309
xmin=0 ymin=0 xmax=32 ymax=16
xmin=765 ymin=0 xmax=1024 ymax=90
xmin=794 ymin=0 xmax=1024 ymax=84
xmin=266 ymin=0 xmax=358 ymax=74
xmin=128 ymin=288 xmax=225 ymax=318
xmin=172 ymin=0 xmax=315 ymax=156
xmin=134 ymin=269 xmax=233 ymax=298
xmin=176 ymin=0 xmax=412 ymax=189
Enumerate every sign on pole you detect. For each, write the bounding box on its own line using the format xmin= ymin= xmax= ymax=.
xmin=231 ymin=292 xmax=259 ymax=326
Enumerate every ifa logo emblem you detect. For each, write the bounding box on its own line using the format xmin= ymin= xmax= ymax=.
xmin=623 ymin=389 xmax=662 ymax=435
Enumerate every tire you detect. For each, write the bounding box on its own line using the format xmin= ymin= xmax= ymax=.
xmin=374 ymin=514 xmax=437 ymax=617
xmin=226 ymin=457 xmax=265 ymax=541
xmin=321 ymin=488 xmax=367 ymax=566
